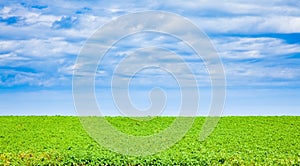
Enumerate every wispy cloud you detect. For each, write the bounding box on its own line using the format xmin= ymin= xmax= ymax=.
xmin=0 ymin=0 xmax=299 ymax=115
xmin=214 ymin=37 xmax=300 ymax=59
xmin=0 ymin=0 xmax=299 ymax=90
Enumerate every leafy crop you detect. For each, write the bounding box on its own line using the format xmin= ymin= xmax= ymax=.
xmin=0 ymin=116 xmax=299 ymax=165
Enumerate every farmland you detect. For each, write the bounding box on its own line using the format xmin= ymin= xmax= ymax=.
xmin=0 ymin=116 xmax=299 ymax=165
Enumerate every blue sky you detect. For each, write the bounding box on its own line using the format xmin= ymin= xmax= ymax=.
xmin=0 ymin=0 xmax=300 ymax=115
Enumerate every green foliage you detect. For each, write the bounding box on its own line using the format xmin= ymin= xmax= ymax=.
xmin=0 ymin=116 xmax=299 ymax=165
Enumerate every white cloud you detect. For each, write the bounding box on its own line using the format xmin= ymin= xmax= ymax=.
xmin=190 ymin=16 xmax=300 ymax=34
xmin=0 ymin=38 xmax=81 ymax=58
xmin=213 ymin=37 xmax=300 ymax=59
xmin=0 ymin=52 xmax=28 ymax=62
xmin=26 ymin=13 xmax=60 ymax=26
xmin=1 ymin=6 xmax=12 ymax=14
xmin=157 ymin=0 xmax=300 ymax=34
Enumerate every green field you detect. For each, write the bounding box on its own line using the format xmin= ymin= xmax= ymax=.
xmin=0 ymin=116 xmax=299 ymax=165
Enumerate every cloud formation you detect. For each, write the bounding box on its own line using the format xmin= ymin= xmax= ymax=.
xmin=0 ymin=0 xmax=299 ymax=90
